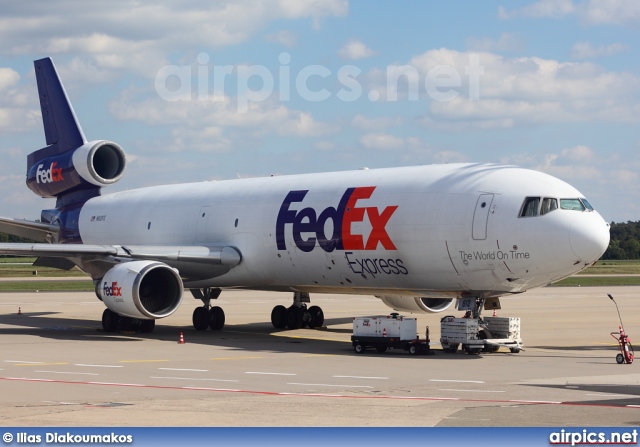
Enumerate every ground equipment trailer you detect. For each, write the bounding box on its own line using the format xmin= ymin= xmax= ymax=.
xmin=351 ymin=314 xmax=433 ymax=355
xmin=440 ymin=316 xmax=523 ymax=354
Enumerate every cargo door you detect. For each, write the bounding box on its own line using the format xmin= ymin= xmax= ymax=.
xmin=195 ymin=206 xmax=212 ymax=243
xmin=472 ymin=194 xmax=494 ymax=240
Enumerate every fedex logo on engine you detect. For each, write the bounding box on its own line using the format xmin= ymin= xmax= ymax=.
xmin=103 ymin=281 xmax=122 ymax=297
xmin=276 ymin=186 xmax=398 ymax=253
xmin=35 ymin=162 xmax=64 ymax=184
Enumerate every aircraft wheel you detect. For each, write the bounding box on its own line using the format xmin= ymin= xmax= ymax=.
xmin=192 ymin=307 xmax=209 ymax=330
xmin=117 ymin=316 xmax=134 ymax=332
xmin=271 ymin=305 xmax=288 ymax=329
xmin=308 ymin=305 xmax=324 ymax=328
xmin=209 ymin=306 xmax=225 ymax=330
xmin=286 ymin=306 xmax=303 ymax=329
xmin=101 ymin=309 xmax=118 ymax=333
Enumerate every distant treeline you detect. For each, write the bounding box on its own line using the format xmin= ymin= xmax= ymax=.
xmin=602 ymin=221 xmax=640 ymax=260
xmin=0 ymin=233 xmax=34 ymax=243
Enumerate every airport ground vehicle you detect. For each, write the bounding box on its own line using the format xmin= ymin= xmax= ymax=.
xmin=351 ymin=314 xmax=433 ymax=355
xmin=440 ymin=315 xmax=523 ymax=355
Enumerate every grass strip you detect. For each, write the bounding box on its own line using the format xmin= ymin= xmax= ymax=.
xmin=550 ymin=276 xmax=640 ymax=287
xmin=0 ymin=281 xmax=94 ymax=292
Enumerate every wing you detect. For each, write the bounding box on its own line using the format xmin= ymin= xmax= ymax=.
xmin=0 ymin=243 xmax=242 ymax=280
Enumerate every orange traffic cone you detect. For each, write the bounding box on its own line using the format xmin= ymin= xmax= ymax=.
xmin=178 ymin=332 xmax=185 ymax=344
xmin=382 ymin=327 xmax=387 ymax=337
xmin=18 ymin=307 xmax=22 ymax=315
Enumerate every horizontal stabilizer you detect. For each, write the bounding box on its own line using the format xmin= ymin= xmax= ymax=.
xmin=0 ymin=217 xmax=60 ymax=243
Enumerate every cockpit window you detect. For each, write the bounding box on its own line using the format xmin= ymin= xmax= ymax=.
xmin=519 ymin=197 xmax=540 ymax=217
xmin=580 ymin=198 xmax=594 ymax=211
xmin=541 ymin=198 xmax=558 ymax=215
xmin=560 ymin=199 xmax=585 ymax=211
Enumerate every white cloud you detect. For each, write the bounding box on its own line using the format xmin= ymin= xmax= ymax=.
xmin=351 ymin=114 xmax=402 ymax=131
xmin=498 ymin=0 xmax=574 ymax=19
xmin=359 ymin=133 xmax=404 ymax=150
xmin=109 ymin=86 xmax=334 ymax=153
xmin=376 ymin=48 xmax=640 ymax=129
xmin=337 ymin=40 xmax=377 ymax=60
xmin=0 ymin=67 xmax=40 ymax=134
xmin=466 ymin=33 xmax=526 ymax=53
xmin=0 ymin=68 xmax=20 ymax=91
xmin=0 ymin=1 xmax=349 ymax=79
xmin=570 ymin=41 xmax=627 ymax=59
xmin=499 ymin=0 xmax=640 ymax=27
xmin=266 ymin=30 xmax=298 ymax=48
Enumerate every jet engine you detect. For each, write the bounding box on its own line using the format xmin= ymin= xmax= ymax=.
xmin=97 ymin=260 xmax=183 ymax=320
xmin=378 ymin=295 xmax=454 ymax=314
xmin=27 ymin=140 xmax=127 ymax=198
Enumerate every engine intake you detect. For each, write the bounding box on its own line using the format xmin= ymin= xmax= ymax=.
xmin=98 ymin=261 xmax=183 ymax=319
xmin=378 ymin=295 xmax=454 ymax=314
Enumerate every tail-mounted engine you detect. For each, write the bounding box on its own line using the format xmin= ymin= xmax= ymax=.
xmin=27 ymin=140 xmax=126 ymax=198
xmin=378 ymin=295 xmax=454 ymax=314
xmin=98 ymin=260 xmax=183 ymax=320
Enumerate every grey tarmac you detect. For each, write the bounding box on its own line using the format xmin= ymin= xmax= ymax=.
xmin=0 ymin=285 xmax=638 ymax=427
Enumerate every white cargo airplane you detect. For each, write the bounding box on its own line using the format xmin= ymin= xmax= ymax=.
xmin=0 ymin=58 xmax=610 ymax=334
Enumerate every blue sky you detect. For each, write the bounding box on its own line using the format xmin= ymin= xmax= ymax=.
xmin=0 ymin=0 xmax=638 ymax=222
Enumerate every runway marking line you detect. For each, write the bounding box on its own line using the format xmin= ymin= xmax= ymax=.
xmin=210 ymin=356 xmax=263 ymax=361
xmin=35 ymin=370 xmax=99 ymax=376
xmin=1 ymin=376 xmax=639 ymax=409
xmin=150 ymin=376 xmax=239 ymax=382
xmin=119 ymin=359 xmax=170 ymax=363
xmin=245 ymin=372 xmax=297 ymax=376
xmin=75 ymin=364 xmax=123 ymax=368
xmin=430 ymin=379 xmax=485 ymax=384
xmin=12 ymin=362 xmax=68 ymax=367
xmin=333 ymin=375 xmax=388 ymax=380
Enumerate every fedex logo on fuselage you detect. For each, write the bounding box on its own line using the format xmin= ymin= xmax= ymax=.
xmin=103 ymin=281 xmax=122 ymax=297
xmin=276 ymin=186 xmax=398 ymax=253
xmin=35 ymin=162 xmax=64 ymax=184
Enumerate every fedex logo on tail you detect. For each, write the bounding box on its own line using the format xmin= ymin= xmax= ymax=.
xmin=35 ymin=162 xmax=64 ymax=184
xmin=276 ymin=186 xmax=398 ymax=253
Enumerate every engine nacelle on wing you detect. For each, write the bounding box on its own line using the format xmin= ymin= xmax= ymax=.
xmin=27 ymin=140 xmax=126 ymax=198
xmin=378 ymin=295 xmax=454 ymax=314
xmin=98 ymin=261 xmax=183 ymax=320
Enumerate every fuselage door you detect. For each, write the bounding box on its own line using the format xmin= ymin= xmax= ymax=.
xmin=472 ymin=194 xmax=494 ymax=240
xmin=196 ymin=206 xmax=212 ymax=243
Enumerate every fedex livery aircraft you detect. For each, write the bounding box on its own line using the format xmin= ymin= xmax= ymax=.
xmin=0 ymin=58 xmax=610 ymax=334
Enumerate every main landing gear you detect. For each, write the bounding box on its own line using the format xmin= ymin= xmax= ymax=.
xmin=101 ymin=309 xmax=156 ymax=333
xmin=270 ymin=292 xmax=325 ymax=330
xmin=187 ymin=289 xmax=324 ymax=332
xmin=191 ymin=287 xmax=225 ymax=331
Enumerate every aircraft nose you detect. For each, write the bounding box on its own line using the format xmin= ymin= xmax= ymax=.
xmin=569 ymin=215 xmax=610 ymax=262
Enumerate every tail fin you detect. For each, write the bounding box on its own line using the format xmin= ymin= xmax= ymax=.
xmin=26 ymin=58 xmax=126 ymax=200
xmin=29 ymin=58 xmax=86 ymax=167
